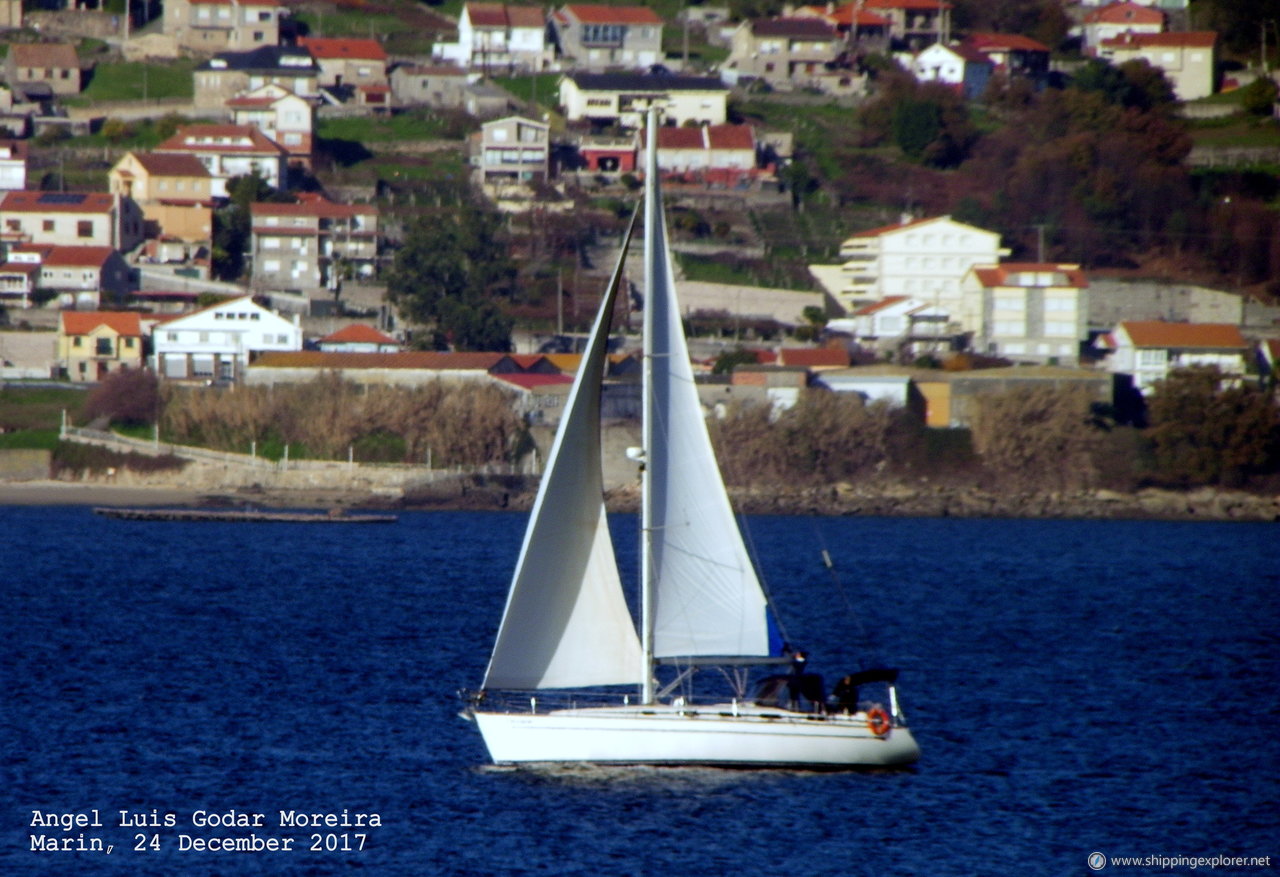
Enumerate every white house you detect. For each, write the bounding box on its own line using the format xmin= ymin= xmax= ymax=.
xmin=154 ymin=124 xmax=287 ymax=197
xmin=1079 ymin=2 xmax=1164 ymax=52
xmin=812 ymin=215 xmax=1010 ymax=329
xmin=226 ymin=84 xmax=314 ymax=169
xmin=1106 ymin=320 xmax=1249 ymax=393
xmin=907 ymin=42 xmax=991 ymax=99
xmin=0 ymin=140 xmax=27 ymax=191
xmin=840 ymin=295 xmax=952 ymax=357
xmin=559 ymin=72 xmax=729 ymax=128
xmin=964 ymin=262 xmax=1089 ymax=364
xmin=1097 ymin=31 xmax=1216 ymax=100
xmin=433 ymin=2 xmax=553 ymax=72
xmin=153 ymin=295 xmax=302 ymax=383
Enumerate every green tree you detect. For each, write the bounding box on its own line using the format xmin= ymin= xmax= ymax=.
xmin=212 ymin=173 xmax=282 ymax=280
xmin=386 ymin=204 xmax=516 ymax=350
xmin=1239 ymin=76 xmax=1279 ymax=116
xmin=1145 ymin=367 xmax=1280 ymax=487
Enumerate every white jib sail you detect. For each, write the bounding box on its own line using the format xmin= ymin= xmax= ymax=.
xmin=643 ymin=130 xmax=773 ymax=660
xmin=482 ymin=214 xmax=643 ymax=691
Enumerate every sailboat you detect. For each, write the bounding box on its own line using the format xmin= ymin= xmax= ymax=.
xmin=463 ymin=108 xmax=920 ymax=768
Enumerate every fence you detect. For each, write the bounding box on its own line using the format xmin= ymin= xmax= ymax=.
xmin=60 ymin=425 xmax=531 ymax=478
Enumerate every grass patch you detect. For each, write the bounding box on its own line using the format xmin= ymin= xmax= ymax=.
xmin=1187 ymin=117 xmax=1280 ymax=148
xmin=492 ymin=74 xmax=561 ymax=115
xmin=316 ymin=109 xmax=472 ymax=143
xmin=0 ymin=429 xmax=61 ymax=451
xmin=64 ymin=59 xmax=196 ymax=105
xmin=0 ymin=385 xmax=86 ymax=432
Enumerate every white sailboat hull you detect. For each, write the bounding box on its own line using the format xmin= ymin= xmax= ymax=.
xmin=473 ymin=704 xmax=921 ymax=768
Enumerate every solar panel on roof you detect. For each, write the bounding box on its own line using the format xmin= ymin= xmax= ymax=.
xmin=37 ymin=193 xmax=88 ymax=205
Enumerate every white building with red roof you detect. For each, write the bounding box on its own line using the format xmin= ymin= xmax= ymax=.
xmin=908 ymin=41 xmax=992 ymax=99
xmin=250 ymin=193 xmax=380 ymax=293
xmin=1079 ymin=2 xmax=1165 ymax=51
xmin=813 ymin=215 xmax=1009 ymax=317
xmin=843 ymin=295 xmax=951 ymax=357
xmin=298 ymin=37 xmax=389 ymax=89
xmin=226 ymin=84 xmax=314 ymax=169
xmin=153 ymin=294 xmax=302 ymax=383
xmin=319 ymin=324 xmax=400 ymax=353
xmin=1097 ymin=31 xmax=1216 ymax=100
xmin=41 ymin=246 xmax=133 ymax=310
xmin=154 ymin=124 xmax=287 ymax=196
xmin=0 ymin=190 xmax=143 ymax=252
xmin=550 ymin=4 xmax=664 ymax=71
xmin=57 ymin=311 xmax=145 ymax=382
xmin=639 ymin=123 xmax=757 ymax=185
xmin=1107 ymin=320 xmax=1249 ymax=392
xmin=963 ymin=262 xmax=1089 ymax=364
xmin=434 ymin=2 xmax=554 ymax=72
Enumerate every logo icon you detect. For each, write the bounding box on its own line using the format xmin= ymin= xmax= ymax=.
xmin=1087 ymin=852 xmax=1107 ymax=871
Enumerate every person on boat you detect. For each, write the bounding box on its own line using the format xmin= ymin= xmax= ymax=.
xmin=831 ymin=674 xmax=860 ymax=715
xmin=787 ymin=650 xmax=825 ymax=713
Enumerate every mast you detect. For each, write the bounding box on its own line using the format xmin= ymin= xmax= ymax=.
xmin=640 ymin=105 xmax=658 ymax=704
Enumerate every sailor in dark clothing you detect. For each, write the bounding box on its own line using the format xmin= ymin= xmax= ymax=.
xmin=786 ymin=650 xmax=824 ymax=713
xmin=831 ymin=674 xmax=860 ymax=715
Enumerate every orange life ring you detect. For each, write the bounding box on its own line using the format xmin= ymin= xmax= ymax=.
xmin=866 ymin=706 xmax=891 ymax=737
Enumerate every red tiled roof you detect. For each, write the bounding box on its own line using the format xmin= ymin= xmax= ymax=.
xmin=863 ymin=0 xmax=951 ymax=10
xmin=798 ymin=4 xmax=891 ymax=27
xmin=0 ymin=191 xmax=117 ymax=214
xmin=852 ymin=295 xmax=909 ymax=316
xmin=0 ymin=262 xmax=39 ymax=275
xmin=562 ymin=4 xmax=662 ymax=25
xmin=251 ymin=196 xmax=377 ymax=220
xmin=971 ymin=263 xmax=1088 ymax=289
xmin=778 ymin=347 xmax=851 ymax=367
xmin=466 ymin=2 xmax=542 ymax=28
xmin=8 ymin=43 xmax=79 ymax=70
xmin=847 ymin=215 xmax=943 ymax=239
xmin=1120 ymin=321 xmax=1247 ymax=350
xmin=656 ymin=126 xmax=705 ymax=149
xmin=494 ymin=373 xmax=574 ymax=390
xmin=1102 ymin=31 xmax=1216 ymax=49
xmin=1084 ymin=2 xmax=1164 ymax=25
xmin=156 ymin=125 xmax=285 ymax=156
xmin=653 ymin=124 xmax=754 ymax=151
xmin=298 ymin=37 xmax=389 ymax=61
xmin=60 ymin=311 xmax=142 ymax=337
xmin=251 ymin=351 xmax=510 ymax=370
xmin=706 ymin=124 xmax=755 ymax=150
xmin=43 ymin=246 xmax=116 ymax=268
xmin=321 ymin=324 xmax=398 ymax=345
xmin=132 ymin=152 xmax=212 ymax=177
xmin=966 ymin=32 xmax=1050 ymax=53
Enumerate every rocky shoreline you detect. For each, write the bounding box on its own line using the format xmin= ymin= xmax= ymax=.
xmin=4 ymin=476 xmax=1278 ymax=523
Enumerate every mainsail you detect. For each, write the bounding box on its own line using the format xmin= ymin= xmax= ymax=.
xmin=482 ymin=213 xmax=642 ymax=691
xmin=641 ymin=122 xmax=774 ymax=662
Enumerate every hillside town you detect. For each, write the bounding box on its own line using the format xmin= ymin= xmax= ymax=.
xmin=0 ymin=0 xmax=1279 ymax=509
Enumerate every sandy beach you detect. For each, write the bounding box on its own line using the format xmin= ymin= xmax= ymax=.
xmin=0 ymin=481 xmax=209 ymax=507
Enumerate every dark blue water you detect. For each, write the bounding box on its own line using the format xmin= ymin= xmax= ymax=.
xmin=3 ymin=507 xmax=1277 ymax=876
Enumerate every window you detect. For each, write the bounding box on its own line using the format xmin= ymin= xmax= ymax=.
xmin=5 ymin=220 xmax=19 ymax=232
xmin=166 ymin=332 xmax=178 ymax=342
xmin=125 ymin=338 xmax=135 ymax=348
xmin=96 ymin=338 xmax=112 ymax=356
xmin=73 ymin=337 xmax=83 ymax=347
xmin=1138 ymin=349 xmax=1166 ymax=366
xmin=198 ymin=332 xmax=209 ymax=343
xmin=77 ymin=220 xmax=93 ymax=238
xmin=42 ymin=219 xmax=54 ymax=232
